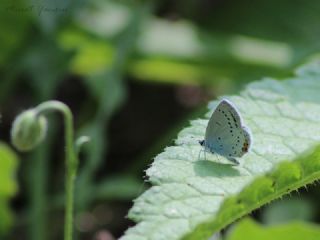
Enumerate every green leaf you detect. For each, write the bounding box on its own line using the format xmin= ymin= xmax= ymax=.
xmin=120 ymin=59 xmax=320 ymax=240
xmin=0 ymin=142 xmax=18 ymax=235
xmin=0 ymin=0 xmax=32 ymax=67
xmin=261 ymin=197 xmax=315 ymax=224
xmin=20 ymin=38 xmax=70 ymax=99
xmin=94 ymin=175 xmax=144 ymax=201
xmin=226 ymin=218 xmax=320 ymax=240
xmin=58 ymin=28 xmax=114 ymax=76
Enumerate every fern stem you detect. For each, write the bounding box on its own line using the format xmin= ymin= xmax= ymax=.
xmin=36 ymin=101 xmax=77 ymax=240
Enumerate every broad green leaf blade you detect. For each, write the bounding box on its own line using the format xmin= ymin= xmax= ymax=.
xmin=226 ymin=218 xmax=320 ymax=240
xmin=0 ymin=143 xmax=18 ymax=235
xmin=120 ymin=59 xmax=320 ymax=240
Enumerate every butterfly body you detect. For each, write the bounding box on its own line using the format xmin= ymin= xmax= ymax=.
xmin=199 ymin=99 xmax=252 ymax=165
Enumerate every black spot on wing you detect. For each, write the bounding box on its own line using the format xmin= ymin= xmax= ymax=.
xmin=228 ymin=110 xmax=239 ymax=128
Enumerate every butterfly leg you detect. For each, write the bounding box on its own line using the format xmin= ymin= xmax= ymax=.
xmin=198 ymin=148 xmax=202 ymax=160
xmin=216 ymin=154 xmax=221 ymax=163
xmin=198 ymin=148 xmax=207 ymax=160
xmin=227 ymin=157 xmax=240 ymax=165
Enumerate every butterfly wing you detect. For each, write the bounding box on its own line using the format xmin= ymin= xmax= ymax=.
xmin=205 ymin=99 xmax=241 ymax=141
xmin=222 ymin=125 xmax=252 ymax=158
xmin=205 ymin=99 xmax=252 ymax=159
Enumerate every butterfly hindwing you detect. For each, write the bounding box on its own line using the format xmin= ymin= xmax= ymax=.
xmin=222 ymin=125 xmax=251 ymax=158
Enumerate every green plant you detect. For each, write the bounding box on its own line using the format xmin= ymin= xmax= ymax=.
xmin=226 ymin=217 xmax=320 ymax=240
xmin=11 ymin=101 xmax=88 ymax=240
xmin=120 ymin=59 xmax=320 ymax=239
xmin=0 ymin=143 xmax=18 ymax=236
xmin=4 ymin=1 xmax=320 ymax=239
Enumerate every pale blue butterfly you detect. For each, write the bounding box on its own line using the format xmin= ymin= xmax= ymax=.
xmin=199 ymin=99 xmax=252 ymax=165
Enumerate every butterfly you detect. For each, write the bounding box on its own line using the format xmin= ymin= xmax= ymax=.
xmin=199 ymin=99 xmax=252 ymax=165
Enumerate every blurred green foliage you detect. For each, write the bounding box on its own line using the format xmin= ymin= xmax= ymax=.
xmin=58 ymin=29 xmax=114 ymax=75
xmin=0 ymin=143 xmax=18 ymax=236
xmin=261 ymin=197 xmax=315 ymax=225
xmin=227 ymin=218 xmax=320 ymax=240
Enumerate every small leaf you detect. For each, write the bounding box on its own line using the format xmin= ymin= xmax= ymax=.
xmin=226 ymin=218 xmax=320 ymax=240
xmin=0 ymin=142 xmax=18 ymax=235
xmin=261 ymin=197 xmax=315 ymax=224
xmin=95 ymin=175 xmax=144 ymax=200
xmin=58 ymin=29 xmax=114 ymax=75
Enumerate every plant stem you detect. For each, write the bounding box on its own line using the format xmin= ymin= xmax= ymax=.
xmin=36 ymin=101 xmax=77 ymax=240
